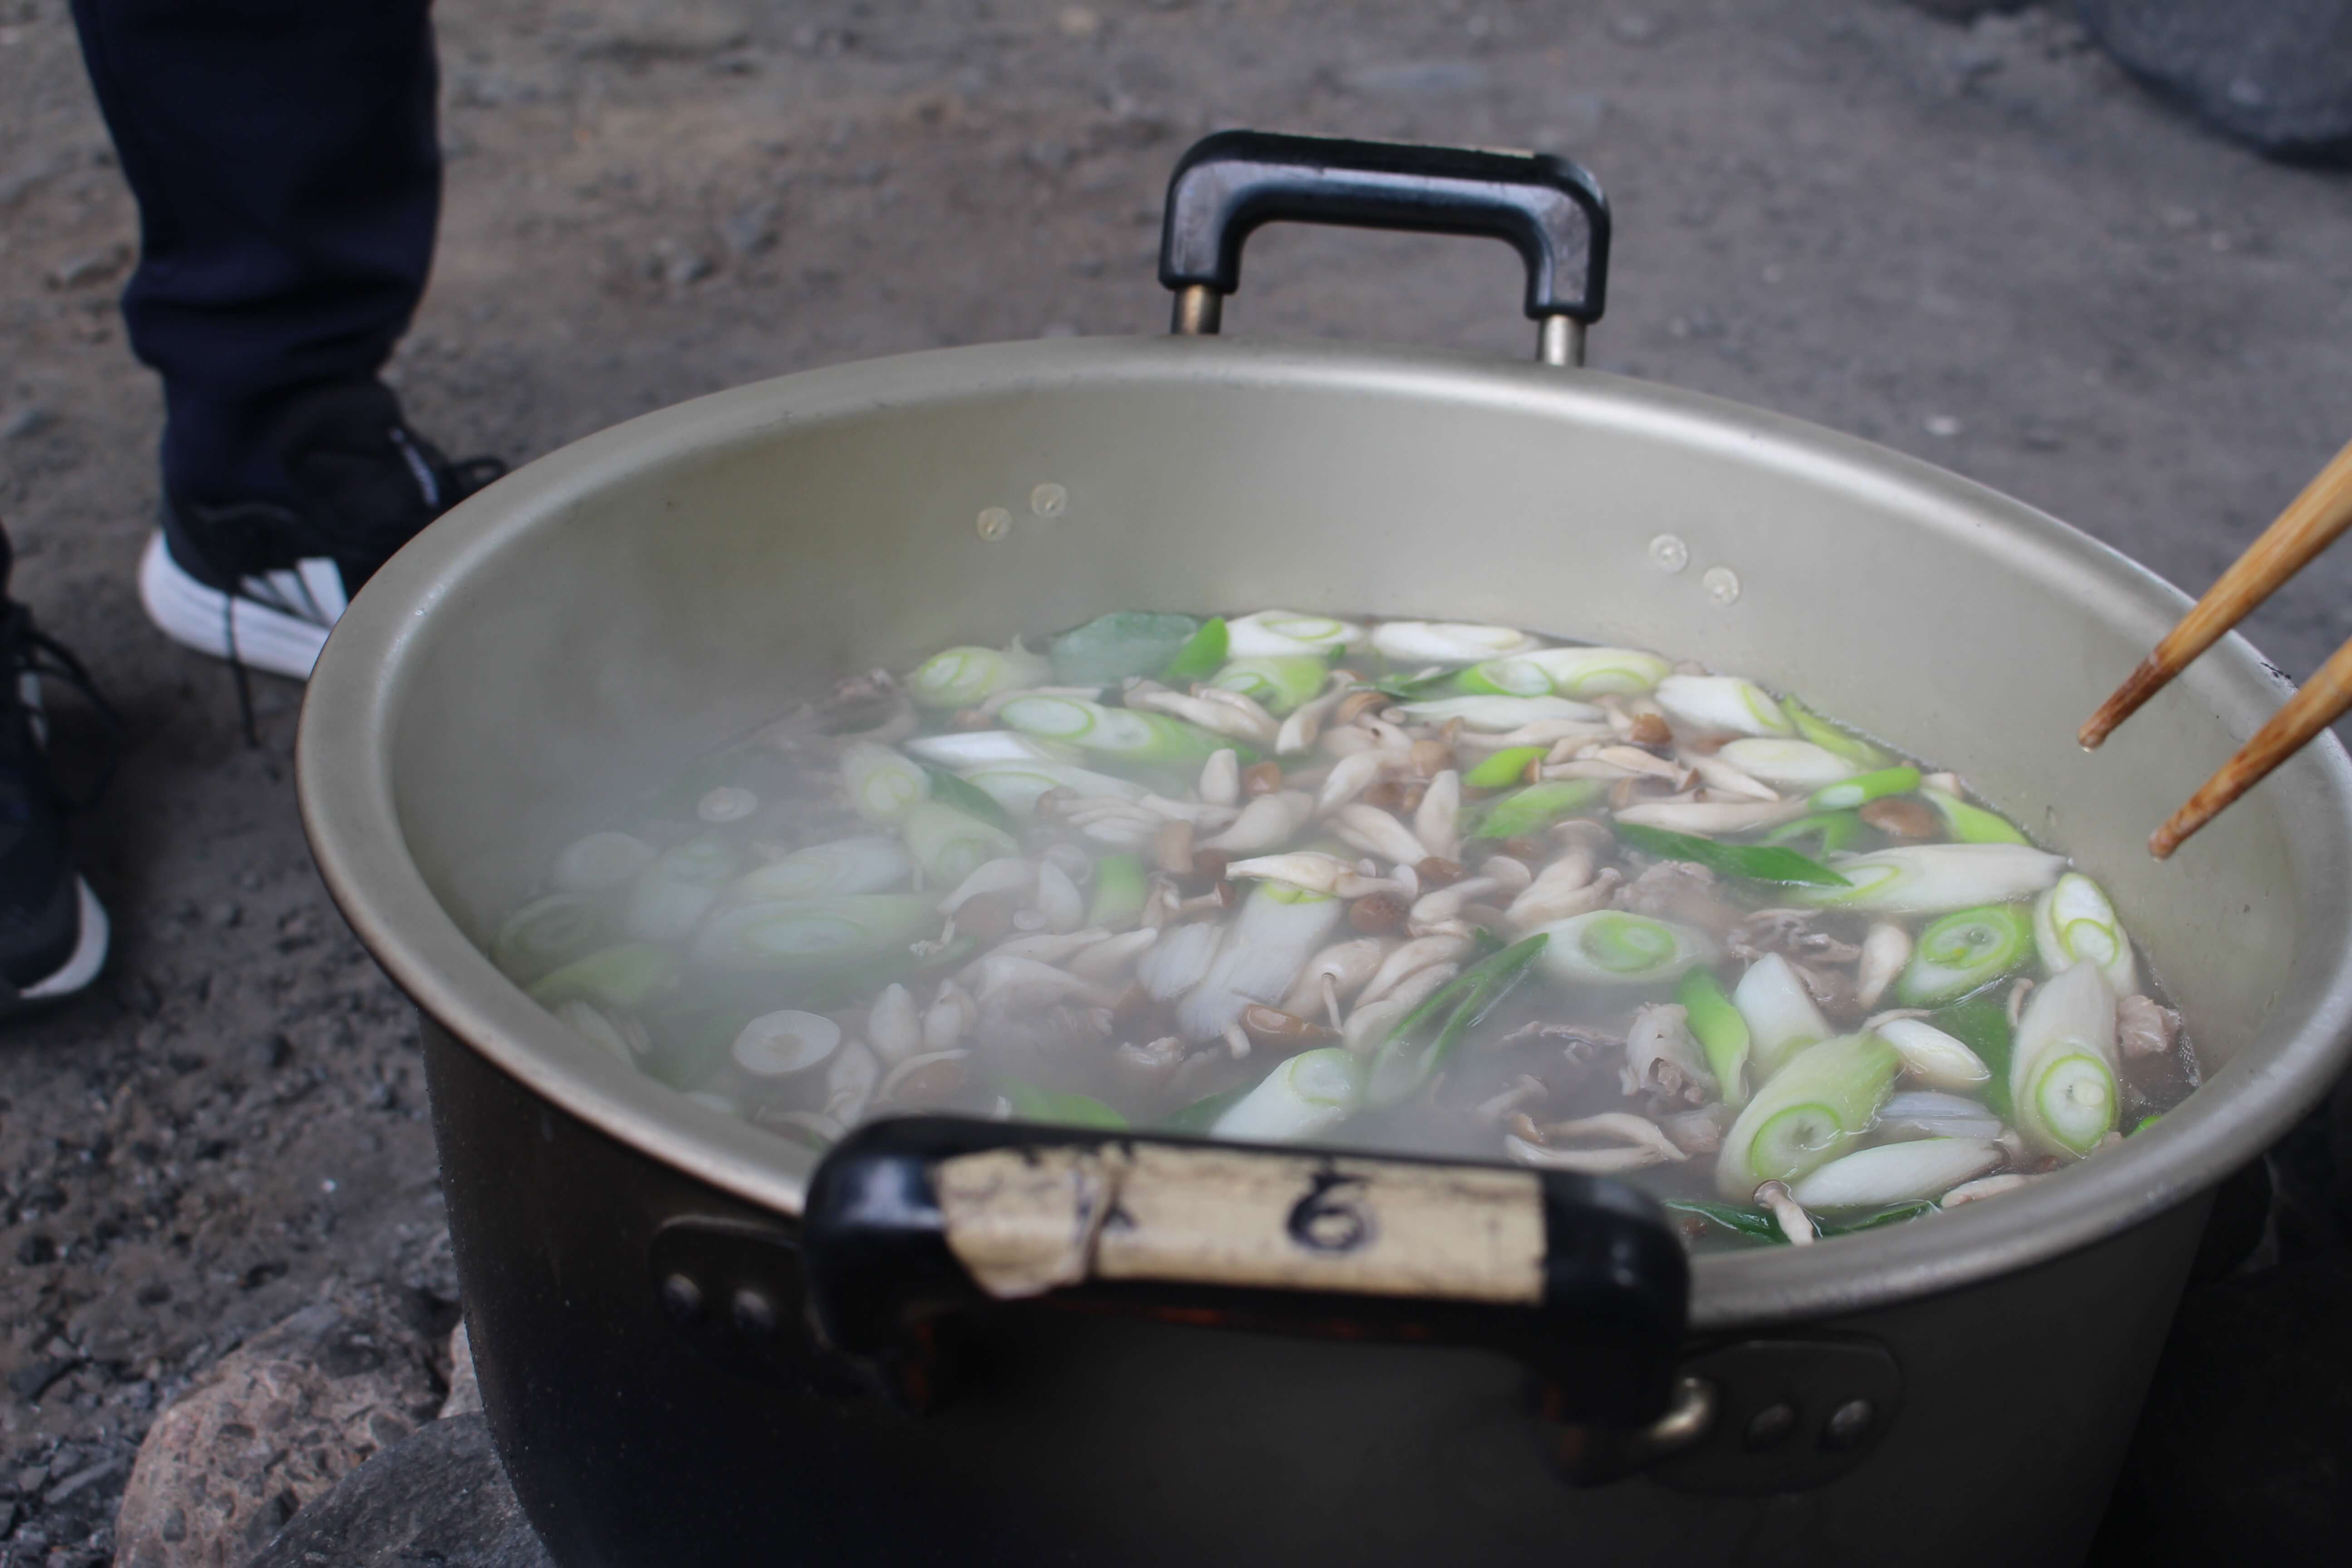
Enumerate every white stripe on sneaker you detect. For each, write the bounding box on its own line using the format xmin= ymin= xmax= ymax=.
xmin=20 ymin=879 xmax=108 ymax=1000
xmin=138 ymin=532 xmax=339 ymax=680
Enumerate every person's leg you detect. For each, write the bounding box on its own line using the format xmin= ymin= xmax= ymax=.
xmin=69 ymin=1 xmax=501 ymax=680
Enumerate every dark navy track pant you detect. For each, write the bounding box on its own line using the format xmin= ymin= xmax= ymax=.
xmin=69 ymin=1 xmax=442 ymax=505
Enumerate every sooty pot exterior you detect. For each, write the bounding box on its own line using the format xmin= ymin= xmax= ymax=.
xmin=431 ymin=1019 xmax=2207 ymax=1568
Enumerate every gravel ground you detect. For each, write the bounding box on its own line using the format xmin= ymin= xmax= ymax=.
xmin=2 ymin=2 xmax=2349 ymax=1563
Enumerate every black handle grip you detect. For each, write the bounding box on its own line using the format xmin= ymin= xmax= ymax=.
xmin=801 ymin=1117 xmax=1687 ymax=1428
xmin=1158 ymin=130 xmax=1611 ymax=331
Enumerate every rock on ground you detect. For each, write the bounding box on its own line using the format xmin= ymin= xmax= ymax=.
xmin=110 ymin=1289 xmax=445 ymax=1568
xmin=244 ymin=1416 xmax=552 ymax=1568
xmin=2076 ymin=0 xmax=2352 ymax=159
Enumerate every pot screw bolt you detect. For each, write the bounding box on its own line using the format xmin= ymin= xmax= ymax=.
xmin=1821 ymin=1398 xmax=1875 ymax=1451
xmin=1648 ymin=534 xmax=1689 ymax=573
xmin=660 ymin=1272 xmax=705 ymax=1325
xmin=731 ymin=1287 xmax=780 ymax=1343
xmin=1743 ymin=1402 xmax=1797 ymax=1450
xmin=1030 ymin=483 xmax=1068 ymax=519
xmin=975 ymin=506 xmax=1012 ymax=541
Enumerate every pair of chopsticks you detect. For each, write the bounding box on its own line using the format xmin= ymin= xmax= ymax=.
xmin=2080 ymin=436 xmax=2352 ymax=858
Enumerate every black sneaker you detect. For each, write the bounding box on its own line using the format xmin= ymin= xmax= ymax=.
xmin=0 ymin=530 xmax=112 ymax=1012
xmin=138 ymin=381 xmax=505 ymax=680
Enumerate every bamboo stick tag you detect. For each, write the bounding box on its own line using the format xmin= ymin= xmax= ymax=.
xmin=934 ymin=1143 xmax=1547 ymax=1305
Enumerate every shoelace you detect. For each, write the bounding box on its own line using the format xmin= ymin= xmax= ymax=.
xmin=2 ymin=598 xmax=122 ymax=813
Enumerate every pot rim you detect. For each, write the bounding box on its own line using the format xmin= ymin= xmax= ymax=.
xmin=298 ymin=333 xmax=2352 ymax=1331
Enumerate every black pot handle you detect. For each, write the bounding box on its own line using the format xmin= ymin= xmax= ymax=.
xmin=1156 ymin=129 xmax=1611 ymax=365
xmin=801 ymin=1116 xmax=1688 ymax=1430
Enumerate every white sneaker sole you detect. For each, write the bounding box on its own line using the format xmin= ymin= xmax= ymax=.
xmin=138 ymin=532 xmax=348 ymax=681
xmin=18 ymin=878 xmax=108 ymax=1002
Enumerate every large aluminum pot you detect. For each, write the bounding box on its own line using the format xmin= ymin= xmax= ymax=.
xmin=298 ymin=136 xmax=2352 ymax=1568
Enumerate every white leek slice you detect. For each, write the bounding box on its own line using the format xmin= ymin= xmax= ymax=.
xmin=958 ymin=761 xmax=1149 ymax=815
xmin=1224 ymin=611 xmax=1367 ymax=658
xmin=1532 ymin=911 xmax=1717 ymax=986
xmin=1874 ymin=1088 xmax=2004 ymax=1141
xmin=902 ymin=801 xmax=1021 ymax=887
xmin=1211 ymin=656 xmax=1331 ymax=716
xmin=840 ymin=741 xmax=931 ymax=824
xmin=2009 ymin=962 xmax=2121 ymax=1159
xmin=1714 ymin=739 xmax=1860 ymax=789
xmin=1394 ymin=694 xmax=1603 ymax=732
xmin=1137 ymin=920 xmax=1224 ymax=1001
xmin=1512 ymin=646 xmax=1673 ymax=698
xmin=1873 ymin=1019 xmax=1992 ymax=1091
xmin=1715 ymin=1034 xmax=1900 ymax=1199
xmin=689 ymin=895 xmax=937 ymax=973
xmin=1788 ymin=1137 xmax=2003 ymax=1210
xmin=1733 ymin=953 xmax=1832 ymax=1078
xmin=1370 ymin=620 xmax=1543 ymax=666
xmin=731 ymin=1010 xmax=843 ymax=1077
xmin=999 ymin=694 xmax=1226 ymax=764
xmin=906 ymin=641 xmax=1052 ymax=709
xmin=902 ymin=730 xmax=1083 ymax=769
xmin=1213 ymin=1048 xmax=1363 ymax=1142
xmin=2032 ymin=872 xmax=2137 ymax=996
xmin=1175 ymin=883 xmax=1344 ymax=1040
xmin=1653 ymin=675 xmax=1795 ymax=738
xmin=624 ymin=836 xmax=741 ymax=941
xmin=550 ymin=831 xmax=654 ymax=893
xmin=730 ymin=836 xmax=911 ymax=903
xmin=492 ymin=893 xmax=612 ymax=984
xmin=1792 ymin=845 xmax=2066 ymax=916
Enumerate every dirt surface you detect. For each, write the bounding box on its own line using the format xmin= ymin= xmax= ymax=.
xmin=2 ymin=2 xmax=2349 ymax=1563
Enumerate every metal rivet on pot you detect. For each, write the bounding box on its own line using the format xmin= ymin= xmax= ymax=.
xmin=660 ymin=1272 xmax=705 ymax=1324
xmin=1702 ymin=565 xmax=1742 ymax=605
xmin=1648 ymin=533 xmax=1689 ymax=573
xmin=1743 ymin=1402 xmax=1797 ymax=1450
xmin=731 ymin=1287 xmax=779 ymax=1341
xmin=1030 ymin=482 xmax=1068 ymax=518
xmin=1821 ymin=1398 xmax=1874 ymax=1450
xmin=975 ymin=506 xmax=1012 ymax=541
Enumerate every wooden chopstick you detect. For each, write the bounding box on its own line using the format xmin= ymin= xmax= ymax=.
xmin=2150 ymin=631 xmax=2352 ymax=858
xmin=2080 ymin=435 xmax=2352 ymax=750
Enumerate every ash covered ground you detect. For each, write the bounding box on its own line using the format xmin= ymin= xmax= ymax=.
xmin=2 ymin=2 xmax=2349 ymax=1563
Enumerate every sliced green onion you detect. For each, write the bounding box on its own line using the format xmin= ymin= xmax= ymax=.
xmin=840 ymin=741 xmax=931 ymax=824
xmin=1678 ymin=968 xmax=1753 ymax=1107
xmin=1087 ymin=853 xmax=1147 ymax=930
xmin=1788 ymin=1137 xmax=2003 ymax=1210
xmin=549 ymin=831 xmax=655 ymax=893
xmin=1159 ymin=616 xmax=1230 ymax=683
xmin=1715 ymin=1034 xmax=1901 ymax=1199
xmin=625 ymin=835 xmax=743 ymax=941
xmin=1470 ymin=778 xmax=1606 ymax=838
xmin=730 ymin=836 xmax=911 ymax=903
xmin=1920 ymin=786 xmax=2030 ymax=845
xmin=923 ymin=768 xmax=1019 ymax=833
xmin=491 ymin=893 xmax=613 ymax=984
xmin=1051 ymin=611 xmax=1203 ymax=685
xmin=901 ymin=801 xmax=1021 ymax=887
xmin=1003 ymin=1078 xmax=1129 ymax=1131
xmin=1808 ymin=765 xmax=1923 ymax=813
xmin=1653 ymin=675 xmax=1795 ymax=738
xmin=1394 ymin=694 xmax=1603 ymax=731
xmin=1732 ymin=952 xmax=1831 ymax=1078
xmin=957 ymin=761 xmax=1148 ymax=816
xmin=1895 ymin=904 xmax=2034 ymax=1005
xmin=998 ymin=694 xmax=1228 ymax=764
xmin=902 ymin=730 xmax=1083 ymax=769
xmin=1533 ymin=911 xmax=1715 ymax=986
xmin=1518 ymin=646 xmax=1674 ymax=698
xmin=2032 ymin=872 xmax=2137 ymax=995
xmin=1715 ymin=738 xmax=1860 ymax=789
xmin=1211 ymin=655 xmax=1330 ymax=715
xmin=1464 ymin=745 xmax=1545 ymax=789
xmin=528 ymin=941 xmax=680 ymax=1009
xmin=1365 ymin=934 xmax=1548 ymax=1108
xmin=1613 ymin=823 xmax=1849 ymax=887
xmin=1452 ymin=657 xmax=1557 ymax=697
xmin=688 ymin=894 xmax=938 ymax=973
xmin=1763 ymin=811 xmax=1866 ymax=855
xmin=1789 ymin=844 xmax=2065 ymax=915
xmin=906 ymin=641 xmax=1052 ymax=709
xmin=2009 ymin=963 xmax=2120 ymax=1159
xmin=1225 ymin=611 xmax=1365 ymax=658
xmin=1369 ymin=620 xmax=1542 ymax=666
xmin=1783 ymin=697 xmax=1895 ymax=769
xmin=1214 ymin=1048 xmax=1365 ymax=1142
